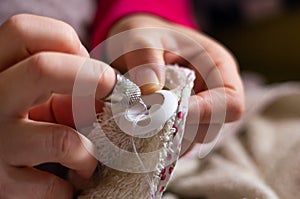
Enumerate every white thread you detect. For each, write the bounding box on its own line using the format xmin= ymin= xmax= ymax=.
xmin=79 ymin=66 xmax=195 ymax=199
xmin=130 ymin=99 xmax=156 ymax=198
xmin=89 ymin=99 xmax=156 ymax=198
xmin=131 ymin=137 xmax=155 ymax=198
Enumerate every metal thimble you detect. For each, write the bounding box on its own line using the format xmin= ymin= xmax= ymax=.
xmin=104 ymin=73 xmax=141 ymax=105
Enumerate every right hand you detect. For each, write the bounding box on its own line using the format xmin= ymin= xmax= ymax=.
xmin=0 ymin=14 xmax=115 ymax=199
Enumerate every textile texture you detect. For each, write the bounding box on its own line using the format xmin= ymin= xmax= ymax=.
xmin=70 ymin=65 xmax=195 ymax=199
xmin=164 ymin=76 xmax=300 ymax=199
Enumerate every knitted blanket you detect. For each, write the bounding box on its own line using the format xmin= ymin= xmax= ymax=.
xmin=164 ymin=76 xmax=300 ymax=199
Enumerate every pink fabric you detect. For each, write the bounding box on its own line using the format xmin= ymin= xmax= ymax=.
xmin=91 ymin=0 xmax=197 ymax=47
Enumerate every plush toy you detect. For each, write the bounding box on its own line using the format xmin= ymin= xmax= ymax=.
xmin=70 ymin=65 xmax=195 ymax=199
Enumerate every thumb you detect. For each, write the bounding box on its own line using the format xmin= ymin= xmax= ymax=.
xmin=124 ymin=48 xmax=165 ymax=95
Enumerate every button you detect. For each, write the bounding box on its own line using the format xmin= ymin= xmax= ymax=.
xmin=112 ymin=90 xmax=178 ymax=138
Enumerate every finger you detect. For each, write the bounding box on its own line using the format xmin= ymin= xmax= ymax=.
xmin=178 ymin=122 xmax=223 ymax=157
xmin=124 ymin=49 xmax=165 ymax=94
xmin=0 ymin=166 xmax=73 ymax=199
xmin=0 ymin=52 xmax=115 ymax=117
xmin=187 ymin=39 xmax=244 ymax=123
xmin=0 ymin=14 xmax=89 ymax=71
xmin=172 ymin=28 xmax=244 ymax=123
xmin=0 ymin=120 xmax=97 ymax=178
xmin=164 ymin=51 xmax=207 ymax=93
xmin=28 ymin=95 xmax=105 ymax=128
xmin=106 ymin=29 xmax=166 ymax=94
xmin=187 ymin=85 xmax=244 ymax=124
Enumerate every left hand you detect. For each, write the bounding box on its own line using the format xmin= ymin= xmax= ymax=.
xmin=0 ymin=14 xmax=116 ymax=198
xmin=106 ymin=14 xmax=244 ymax=146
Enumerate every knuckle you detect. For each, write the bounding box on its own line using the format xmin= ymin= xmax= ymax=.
xmin=4 ymin=14 xmax=31 ymax=35
xmin=27 ymin=53 xmax=52 ymax=95
xmin=43 ymin=176 xmax=72 ymax=199
xmin=4 ymin=14 xmax=80 ymax=54
xmin=227 ymin=93 xmax=245 ymax=121
xmin=126 ymin=34 xmax=154 ymax=50
xmin=200 ymin=95 xmax=211 ymax=121
xmin=48 ymin=126 xmax=72 ymax=161
xmin=0 ymin=87 xmax=7 ymax=115
xmin=132 ymin=40 xmax=152 ymax=49
xmin=26 ymin=52 xmax=53 ymax=105
xmin=27 ymin=52 xmax=52 ymax=82
xmin=44 ymin=176 xmax=61 ymax=198
xmin=231 ymin=98 xmax=245 ymax=120
xmin=0 ymin=170 xmax=14 ymax=199
xmin=58 ymin=23 xmax=80 ymax=53
xmin=0 ymin=181 xmax=7 ymax=198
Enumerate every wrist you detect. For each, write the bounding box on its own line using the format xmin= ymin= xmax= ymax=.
xmin=108 ymin=14 xmax=172 ymax=37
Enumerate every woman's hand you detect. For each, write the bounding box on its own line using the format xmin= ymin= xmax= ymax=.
xmin=0 ymin=14 xmax=115 ymax=198
xmin=108 ymin=14 xmax=244 ymax=146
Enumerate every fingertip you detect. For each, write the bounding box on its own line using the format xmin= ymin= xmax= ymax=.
xmin=97 ymin=65 xmax=117 ymax=100
xmin=130 ymin=66 xmax=165 ymax=94
xmin=76 ymin=164 xmax=97 ymax=179
xmin=79 ymin=43 xmax=90 ymax=58
xmin=75 ymin=154 xmax=97 ymax=179
xmin=123 ymin=48 xmax=165 ymax=94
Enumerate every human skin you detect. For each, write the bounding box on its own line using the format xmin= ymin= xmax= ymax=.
xmin=0 ymin=14 xmax=116 ymax=198
xmin=108 ymin=14 xmax=245 ymax=144
xmin=0 ymin=13 xmax=245 ymax=198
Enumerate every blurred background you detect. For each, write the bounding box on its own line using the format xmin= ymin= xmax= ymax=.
xmin=193 ymin=0 xmax=300 ymax=83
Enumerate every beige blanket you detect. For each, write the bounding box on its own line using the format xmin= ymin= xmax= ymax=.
xmin=164 ymin=77 xmax=300 ymax=199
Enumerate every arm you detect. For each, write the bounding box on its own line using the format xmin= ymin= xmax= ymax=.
xmin=91 ymin=1 xmax=245 ymax=148
xmin=91 ymin=0 xmax=198 ymax=45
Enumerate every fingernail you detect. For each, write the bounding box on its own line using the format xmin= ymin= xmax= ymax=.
xmin=135 ymin=68 xmax=163 ymax=95
xmin=79 ymin=43 xmax=90 ymax=57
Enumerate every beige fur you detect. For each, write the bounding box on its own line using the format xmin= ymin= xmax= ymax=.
xmin=69 ymin=66 xmax=195 ymax=199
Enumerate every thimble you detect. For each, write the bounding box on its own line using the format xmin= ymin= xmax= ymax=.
xmin=104 ymin=73 xmax=141 ymax=105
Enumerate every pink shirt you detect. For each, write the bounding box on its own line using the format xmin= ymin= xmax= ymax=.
xmin=92 ymin=0 xmax=197 ymax=46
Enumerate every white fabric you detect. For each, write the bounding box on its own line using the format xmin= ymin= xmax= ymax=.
xmin=70 ymin=65 xmax=195 ymax=199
